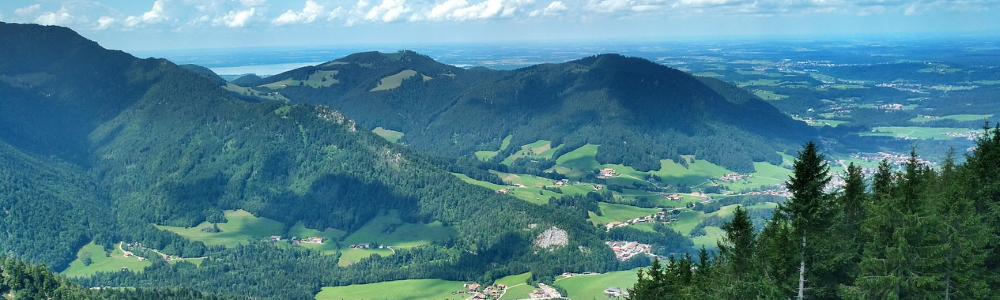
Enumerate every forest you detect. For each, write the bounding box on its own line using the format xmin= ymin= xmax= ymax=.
xmin=627 ymin=124 xmax=1000 ymax=300
xmin=247 ymin=51 xmax=814 ymax=173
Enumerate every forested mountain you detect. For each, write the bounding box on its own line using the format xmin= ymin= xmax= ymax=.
xmin=250 ymin=51 xmax=813 ymax=172
xmin=0 ymin=22 xmax=621 ymax=299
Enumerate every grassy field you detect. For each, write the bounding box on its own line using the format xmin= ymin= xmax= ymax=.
xmin=692 ymin=227 xmax=725 ymax=249
xmin=336 ymin=248 xmax=394 ymax=266
xmin=911 ymin=114 xmax=993 ymax=123
xmin=556 ymin=269 xmax=640 ymax=300
xmin=315 ymin=279 xmax=466 ymax=300
xmin=494 ymin=272 xmax=531 ymax=287
xmin=498 ymin=284 xmax=537 ymax=300
xmin=372 ymin=127 xmax=404 ymax=143
xmin=753 ymin=90 xmax=789 ymax=100
xmin=157 ymin=210 xmax=285 ymax=247
xmin=62 ymin=242 xmax=152 ymax=278
xmin=554 ymin=144 xmax=601 ymax=178
xmin=451 ymin=173 xmax=554 ymax=204
xmin=371 ymin=70 xmax=419 ymax=91
xmin=290 ymin=222 xmax=348 ymax=255
xmin=342 ymin=210 xmax=456 ymax=249
xmin=670 ymin=211 xmax=703 ymax=235
xmin=475 ymin=135 xmax=513 ymax=161
xmin=649 ymin=158 xmax=729 ymax=187
xmin=589 ymin=203 xmax=661 ymax=225
xmin=862 ymin=126 xmax=976 ymax=140
xmin=500 ymin=140 xmax=561 ymax=164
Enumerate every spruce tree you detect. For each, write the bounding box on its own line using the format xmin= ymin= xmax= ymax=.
xmin=779 ymin=141 xmax=832 ymax=300
xmin=934 ymin=150 xmax=991 ymax=299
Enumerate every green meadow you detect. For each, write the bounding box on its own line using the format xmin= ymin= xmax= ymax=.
xmin=371 ymin=70 xmax=420 ymax=91
xmin=911 ymin=114 xmax=992 ymax=123
xmin=475 ymin=135 xmax=513 ymax=161
xmin=62 ymin=242 xmax=152 ymax=278
xmin=500 ymin=140 xmax=561 ymax=164
xmin=862 ymin=126 xmax=977 ymax=140
xmin=553 ymin=144 xmax=601 ymax=178
xmin=372 ymin=127 xmax=404 ymax=143
xmin=315 ymin=279 xmax=466 ymax=300
xmin=589 ymin=203 xmax=661 ymax=226
xmin=556 ymin=269 xmax=640 ymax=300
xmin=156 ymin=210 xmax=284 ymax=247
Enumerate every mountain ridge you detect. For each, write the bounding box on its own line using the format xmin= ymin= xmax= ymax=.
xmin=252 ymin=51 xmax=813 ymax=172
xmin=0 ymin=22 xmax=625 ymax=298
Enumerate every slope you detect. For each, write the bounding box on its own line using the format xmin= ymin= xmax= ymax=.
xmin=0 ymin=22 xmax=617 ymax=298
xmin=255 ymin=51 xmax=813 ymax=173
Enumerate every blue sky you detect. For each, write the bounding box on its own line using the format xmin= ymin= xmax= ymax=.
xmin=1 ymin=0 xmax=998 ymax=52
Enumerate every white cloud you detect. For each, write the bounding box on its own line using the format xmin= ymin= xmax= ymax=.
xmin=273 ymin=0 xmax=325 ymax=24
xmin=15 ymin=4 xmax=41 ymax=17
xmin=543 ymin=1 xmax=569 ymax=15
xmin=364 ymin=0 xmax=411 ymax=22
xmin=96 ymin=16 xmax=117 ymax=30
xmin=584 ymin=0 xmax=633 ymax=13
xmin=216 ymin=7 xmax=259 ymax=27
xmin=35 ymin=7 xmax=74 ymax=26
xmin=238 ymin=0 xmax=268 ymax=7
xmin=421 ymin=0 xmax=535 ymax=21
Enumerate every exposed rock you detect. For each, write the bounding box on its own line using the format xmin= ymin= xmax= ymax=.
xmin=534 ymin=226 xmax=568 ymax=249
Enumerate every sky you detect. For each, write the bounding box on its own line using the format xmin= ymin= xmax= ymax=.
xmin=1 ymin=0 xmax=998 ymax=52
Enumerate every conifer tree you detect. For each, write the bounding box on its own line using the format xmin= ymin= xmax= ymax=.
xmin=933 ymin=150 xmax=991 ymax=299
xmin=779 ymin=141 xmax=832 ymax=300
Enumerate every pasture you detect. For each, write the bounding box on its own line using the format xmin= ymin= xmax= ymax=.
xmin=315 ymin=279 xmax=466 ymax=300
xmin=556 ymin=269 xmax=640 ymax=300
xmin=372 ymin=127 xmax=404 ymax=143
xmin=156 ymin=210 xmax=284 ymax=247
xmin=63 ymin=242 xmax=151 ymax=278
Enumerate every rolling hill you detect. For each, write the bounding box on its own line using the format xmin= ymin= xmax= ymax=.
xmin=247 ymin=51 xmax=814 ymax=173
xmin=0 ymin=22 xmax=618 ymax=299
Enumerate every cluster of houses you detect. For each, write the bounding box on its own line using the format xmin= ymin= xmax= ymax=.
xmin=850 ymin=152 xmax=936 ymax=167
xmin=743 ymin=189 xmax=790 ymax=197
xmin=598 ymin=168 xmax=617 ymax=179
xmin=944 ymin=130 xmax=982 ymax=141
xmin=529 ymin=283 xmax=563 ymax=299
xmin=658 ymin=193 xmax=684 ymax=201
xmin=604 ymin=211 xmax=675 ymax=231
xmin=267 ymin=236 xmax=324 ymax=244
xmin=717 ymin=172 xmax=752 ymax=182
xmin=454 ymin=282 xmax=507 ymax=300
xmin=553 ymin=179 xmax=570 ymax=187
xmin=348 ymin=243 xmax=387 ymax=249
xmin=121 ymin=251 xmax=147 ymax=261
xmin=604 ymin=286 xmax=630 ymax=298
xmin=606 ymin=241 xmax=653 ymax=261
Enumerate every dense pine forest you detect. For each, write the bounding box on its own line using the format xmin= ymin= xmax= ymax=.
xmin=627 ymin=124 xmax=1000 ymax=300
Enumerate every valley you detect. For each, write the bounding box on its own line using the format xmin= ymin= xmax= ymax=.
xmin=2 ymin=20 xmax=1000 ymax=300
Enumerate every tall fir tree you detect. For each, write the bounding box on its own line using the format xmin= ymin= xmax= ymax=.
xmin=934 ymin=150 xmax=991 ymax=299
xmin=780 ymin=141 xmax=832 ymax=300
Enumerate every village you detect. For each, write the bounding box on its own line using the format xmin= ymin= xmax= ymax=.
xmin=267 ymin=235 xmax=326 ymax=244
xmin=605 ymin=241 xmax=654 ymax=261
xmin=452 ymin=282 xmax=509 ymax=300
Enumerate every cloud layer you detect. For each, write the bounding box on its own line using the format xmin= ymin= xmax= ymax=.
xmin=3 ymin=0 xmax=998 ymax=32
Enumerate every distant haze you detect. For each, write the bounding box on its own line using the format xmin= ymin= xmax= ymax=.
xmin=1 ymin=0 xmax=998 ymax=53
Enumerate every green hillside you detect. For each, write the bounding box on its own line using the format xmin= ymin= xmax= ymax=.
xmin=250 ymin=51 xmax=813 ymax=174
xmin=0 ymin=22 xmax=618 ymax=300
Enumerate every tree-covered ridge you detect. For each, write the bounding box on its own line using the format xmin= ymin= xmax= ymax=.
xmin=249 ymin=50 xmax=813 ymax=173
xmin=628 ymin=124 xmax=1000 ymax=299
xmin=0 ymin=255 xmax=244 ymax=300
xmin=0 ymin=22 xmax=623 ymax=298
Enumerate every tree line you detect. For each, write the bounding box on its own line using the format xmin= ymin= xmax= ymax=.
xmin=628 ymin=124 xmax=1000 ymax=299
